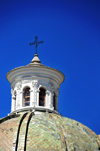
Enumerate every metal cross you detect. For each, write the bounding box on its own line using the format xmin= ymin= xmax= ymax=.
xmin=29 ymin=36 xmax=44 ymax=54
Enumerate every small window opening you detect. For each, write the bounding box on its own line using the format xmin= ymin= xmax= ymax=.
xmin=53 ymin=92 xmax=56 ymax=110
xmin=39 ymin=88 xmax=46 ymax=106
xmin=24 ymin=87 xmax=30 ymax=106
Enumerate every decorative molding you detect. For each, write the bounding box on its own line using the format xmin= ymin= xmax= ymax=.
xmin=39 ymin=85 xmax=47 ymax=90
xmin=32 ymin=80 xmax=38 ymax=88
xmin=31 ymin=76 xmax=39 ymax=80
xmin=22 ymin=80 xmax=31 ymax=84
xmin=46 ymin=90 xmax=50 ymax=95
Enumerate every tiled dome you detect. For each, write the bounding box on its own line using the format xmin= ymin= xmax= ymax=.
xmin=0 ymin=111 xmax=100 ymax=151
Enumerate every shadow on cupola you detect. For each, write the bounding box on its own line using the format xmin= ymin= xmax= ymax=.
xmin=53 ymin=92 xmax=56 ymax=110
xmin=39 ymin=87 xmax=46 ymax=106
xmin=23 ymin=87 xmax=30 ymax=106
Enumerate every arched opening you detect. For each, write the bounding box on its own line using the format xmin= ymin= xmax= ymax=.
xmin=24 ymin=87 xmax=30 ymax=106
xmin=39 ymin=87 xmax=46 ymax=106
xmin=53 ymin=92 xmax=56 ymax=110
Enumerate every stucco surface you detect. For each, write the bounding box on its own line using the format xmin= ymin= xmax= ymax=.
xmin=0 ymin=112 xmax=100 ymax=151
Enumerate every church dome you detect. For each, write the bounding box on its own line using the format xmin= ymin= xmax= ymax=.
xmin=0 ymin=110 xmax=100 ymax=151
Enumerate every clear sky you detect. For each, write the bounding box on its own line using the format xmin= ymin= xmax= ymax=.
xmin=0 ymin=0 xmax=100 ymax=134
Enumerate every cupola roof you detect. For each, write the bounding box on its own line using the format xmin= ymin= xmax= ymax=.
xmin=7 ymin=36 xmax=65 ymax=85
xmin=6 ymin=53 xmax=65 ymax=85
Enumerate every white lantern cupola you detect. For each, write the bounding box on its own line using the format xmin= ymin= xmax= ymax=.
xmin=6 ymin=36 xmax=65 ymax=114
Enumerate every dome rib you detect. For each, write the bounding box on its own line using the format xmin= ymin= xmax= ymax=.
xmin=14 ymin=113 xmax=28 ymax=151
xmin=51 ymin=114 xmax=68 ymax=150
xmin=24 ymin=112 xmax=34 ymax=151
xmin=53 ymin=114 xmax=74 ymax=150
xmin=17 ymin=112 xmax=29 ymax=150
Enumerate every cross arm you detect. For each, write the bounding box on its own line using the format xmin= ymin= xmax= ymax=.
xmin=38 ymin=41 xmax=44 ymax=44
xmin=29 ymin=42 xmax=35 ymax=46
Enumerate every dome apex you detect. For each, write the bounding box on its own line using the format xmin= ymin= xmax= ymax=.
xmin=31 ymin=53 xmax=41 ymax=63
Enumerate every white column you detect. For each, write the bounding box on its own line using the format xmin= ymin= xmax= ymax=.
xmin=45 ymin=90 xmax=50 ymax=108
xmin=32 ymin=80 xmax=38 ymax=107
xmin=50 ymin=91 xmax=53 ymax=109
xmin=49 ymin=81 xmax=54 ymax=109
xmin=20 ymin=91 xmax=23 ymax=107
xmin=11 ymin=89 xmax=16 ymax=112
xmin=37 ymin=90 xmax=40 ymax=106
xmin=11 ymin=99 xmax=14 ymax=112
xmin=30 ymin=89 xmax=33 ymax=106
xmin=11 ymin=89 xmax=13 ymax=112
xmin=16 ymin=83 xmax=21 ymax=109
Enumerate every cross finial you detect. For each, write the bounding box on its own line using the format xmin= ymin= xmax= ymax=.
xmin=29 ymin=36 xmax=44 ymax=54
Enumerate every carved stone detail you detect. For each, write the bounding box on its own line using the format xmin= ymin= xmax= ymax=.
xmin=32 ymin=80 xmax=38 ymax=88
xmin=46 ymin=90 xmax=50 ymax=95
xmin=11 ymin=89 xmax=17 ymax=111
xmin=16 ymin=82 xmax=22 ymax=109
xmin=32 ymin=80 xmax=38 ymax=106
xmin=17 ymin=84 xmax=21 ymax=90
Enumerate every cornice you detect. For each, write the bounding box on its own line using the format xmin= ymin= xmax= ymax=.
xmin=6 ymin=63 xmax=65 ymax=85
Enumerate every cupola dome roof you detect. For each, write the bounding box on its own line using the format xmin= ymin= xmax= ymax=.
xmin=0 ymin=111 xmax=100 ymax=151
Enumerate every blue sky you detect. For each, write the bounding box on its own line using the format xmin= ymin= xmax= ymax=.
xmin=0 ymin=0 xmax=100 ymax=134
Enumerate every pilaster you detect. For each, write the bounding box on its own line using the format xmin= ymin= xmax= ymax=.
xmin=32 ymin=80 xmax=38 ymax=107
xmin=45 ymin=90 xmax=50 ymax=108
xmin=16 ymin=82 xmax=22 ymax=109
xmin=37 ymin=90 xmax=40 ymax=106
xmin=49 ymin=81 xmax=54 ymax=109
xmin=11 ymin=89 xmax=14 ymax=112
